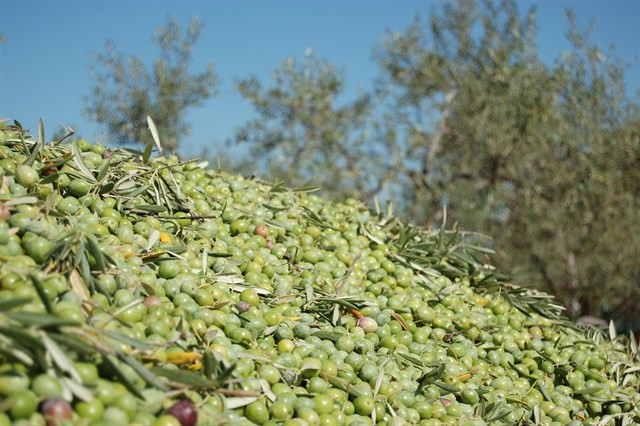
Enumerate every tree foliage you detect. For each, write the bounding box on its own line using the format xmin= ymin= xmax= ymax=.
xmin=376 ymin=1 xmax=640 ymax=326
xmin=234 ymin=51 xmax=395 ymax=200
xmin=236 ymin=1 xmax=640 ymax=328
xmin=84 ymin=16 xmax=218 ymax=150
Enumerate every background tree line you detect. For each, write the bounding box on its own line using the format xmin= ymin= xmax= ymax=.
xmin=84 ymin=0 xmax=640 ymax=329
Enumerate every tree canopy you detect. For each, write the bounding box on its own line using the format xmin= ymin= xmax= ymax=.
xmin=84 ymin=16 xmax=219 ymax=150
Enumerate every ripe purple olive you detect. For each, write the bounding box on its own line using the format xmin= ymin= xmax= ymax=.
xmin=40 ymin=399 xmax=73 ymax=426
xmin=168 ymin=400 xmax=198 ymax=426
xmin=253 ymin=225 xmax=269 ymax=238
xmin=236 ymin=301 xmax=250 ymax=313
xmin=0 ymin=203 xmax=9 ymax=221
xmin=357 ymin=317 xmax=378 ymax=333
xmin=440 ymin=398 xmax=452 ymax=407
xmin=143 ymin=295 xmax=163 ymax=308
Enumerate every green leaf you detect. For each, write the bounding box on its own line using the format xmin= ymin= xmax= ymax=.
xmin=127 ymin=185 xmax=150 ymax=198
xmin=29 ymin=273 xmax=54 ymax=314
xmin=100 ymin=354 xmax=145 ymax=399
xmin=137 ymin=204 xmax=168 ymax=213
xmin=49 ymin=154 xmax=75 ymax=168
xmin=23 ymin=140 xmax=42 ymax=167
xmin=85 ymin=236 xmax=106 ymax=271
xmin=0 ymin=345 xmax=34 ymax=365
xmin=40 ymin=172 xmax=60 ymax=185
xmin=38 ymin=118 xmax=45 ymax=145
xmin=0 ymin=297 xmax=32 ymax=312
xmin=147 ymin=116 xmax=163 ymax=152
xmin=292 ymin=184 xmax=320 ymax=193
xmin=61 ymin=377 xmax=93 ymax=402
xmin=97 ymin=329 xmax=153 ymax=351
xmin=71 ymin=140 xmax=97 ymax=182
xmin=49 ymin=333 xmax=99 ymax=355
xmin=208 ymin=252 xmax=232 ymax=258
xmin=5 ymin=196 xmax=39 ymax=207
xmin=203 ymin=351 xmax=217 ymax=379
xmin=151 ymin=367 xmax=214 ymax=388
xmin=97 ymin=159 xmax=111 ymax=182
xmin=573 ymin=387 xmax=603 ymax=395
xmin=0 ymin=326 xmax=43 ymax=350
xmin=142 ymin=142 xmax=153 ymax=164
xmin=226 ymin=397 xmax=259 ymax=409
xmin=269 ymin=182 xmax=286 ymax=193
xmin=117 ymin=352 xmax=168 ymax=391
xmin=147 ymin=229 xmax=160 ymax=251
xmin=327 ymin=375 xmax=363 ymax=397
xmin=6 ymin=312 xmax=80 ymax=328
xmin=463 ymin=244 xmax=495 ymax=254
xmin=373 ymin=359 xmax=389 ymax=397
xmin=609 ymin=320 xmax=617 ymax=340
xmin=99 ymin=182 xmax=115 ymax=194
xmin=42 ymin=332 xmax=82 ymax=382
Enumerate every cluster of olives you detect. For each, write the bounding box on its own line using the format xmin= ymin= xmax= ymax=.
xmin=0 ymin=123 xmax=639 ymax=426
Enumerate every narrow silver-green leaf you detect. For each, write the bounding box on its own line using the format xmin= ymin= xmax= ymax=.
xmin=151 ymin=367 xmax=212 ymax=388
xmin=142 ymin=142 xmax=153 ymax=164
xmin=147 ymin=229 xmax=160 ymax=251
xmin=101 ymin=354 xmax=145 ymax=399
xmin=41 ymin=332 xmax=82 ymax=382
xmin=97 ymin=329 xmax=153 ymax=351
xmin=38 ymin=118 xmax=45 ymax=145
xmin=6 ymin=312 xmax=79 ymax=328
xmin=71 ymin=141 xmax=96 ymax=182
xmin=29 ymin=273 xmax=54 ymax=314
xmin=373 ymin=359 xmax=389 ymax=397
xmin=259 ymin=378 xmax=277 ymax=401
xmin=609 ymin=320 xmax=617 ymax=341
xmin=85 ymin=237 xmax=106 ymax=271
xmin=137 ymin=204 xmax=168 ymax=213
xmin=40 ymin=172 xmax=60 ymax=185
xmin=117 ymin=352 xmax=168 ymax=391
xmin=5 ymin=196 xmax=39 ymax=206
xmin=61 ymin=377 xmax=93 ymax=402
xmin=147 ymin=116 xmax=163 ymax=152
xmin=226 ymin=397 xmax=259 ymax=409
xmin=97 ymin=159 xmax=111 ymax=182
xmin=0 ymin=297 xmax=32 ymax=312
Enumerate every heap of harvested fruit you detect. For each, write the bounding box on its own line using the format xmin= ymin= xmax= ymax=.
xmin=0 ymin=120 xmax=639 ymax=426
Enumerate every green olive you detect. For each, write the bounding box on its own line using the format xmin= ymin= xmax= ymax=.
xmin=9 ymin=390 xmax=38 ymax=419
xmin=68 ymin=178 xmax=91 ymax=196
xmin=15 ymin=165 xmax=39 ymax=188
xmin=31 ymin=374 xmax=63 ymax=398
xmin=23 ymin=235 xmax=52 ymax=264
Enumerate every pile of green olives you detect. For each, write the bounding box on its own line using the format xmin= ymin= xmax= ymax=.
xmin=0 ymin=123 xmax=639 ymax=426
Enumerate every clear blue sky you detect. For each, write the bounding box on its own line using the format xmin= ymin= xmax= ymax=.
xmin=1 ymin=1 xmax=639 ymax=157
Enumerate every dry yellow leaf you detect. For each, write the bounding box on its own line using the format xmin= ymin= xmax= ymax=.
xmin=187 ymin=362 xmax=203 ymax=371
xmin=69 ymin=269 xmax=92 ymax=316
xmin=458 ymin=373 xmax=473 ymax=382
xmin=166 ymin=352 xmax=203 ymax=365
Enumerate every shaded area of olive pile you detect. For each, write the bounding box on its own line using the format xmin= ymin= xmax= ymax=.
xmin=0 ymin=122 xmax=639 ymax=426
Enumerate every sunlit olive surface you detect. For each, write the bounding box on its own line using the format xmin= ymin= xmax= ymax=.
xmin=0 ymin=122 xmax=639 ymax=426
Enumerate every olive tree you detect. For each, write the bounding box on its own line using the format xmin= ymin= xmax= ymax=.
xmin=234 ymin=50 xmax=396 ymax=200
xmin=377 ymin=1 xmax=640 ymax=326
xmin=84 ymin=16 xmax=219 ymax=150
